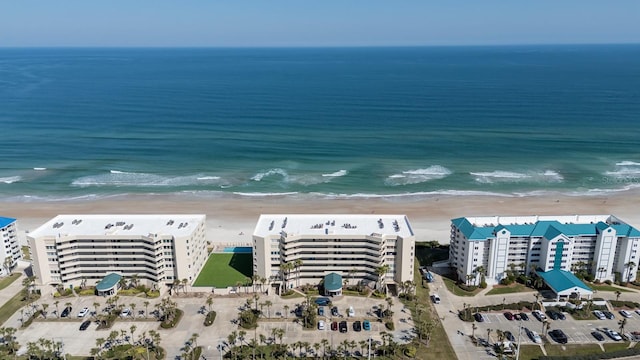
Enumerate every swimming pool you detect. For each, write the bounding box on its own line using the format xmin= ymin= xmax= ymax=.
xmin=222 ymin=246 xmax=253 ymax=254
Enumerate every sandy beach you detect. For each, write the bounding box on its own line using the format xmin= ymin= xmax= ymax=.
xmin=3 ymin=192 xmax=639 ymax=246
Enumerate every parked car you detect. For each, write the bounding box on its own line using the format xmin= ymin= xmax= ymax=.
xmin=120 ymin=308 xmax=131 ymax=317
xmin=549 ymin=329 xmax=568 ymax=344
xmin=331 ymin=321 xmax=338 ymax=331
xmin=431 ymin=294 xmax=441 ymax=304
xmin=331 ymin=307 xmax=339 ymax=317
xmin=504 ymin=312 xmax=514 ymax=320
xmin=474 ymin=313 xmax=485 ymax=322
xmin=363 ymin=320 xmax=371 ymax=331
xmin=603 ymin=328 xmax=623 ymax=341
xmin=591 ymin=331 xmax=605 ymax=341
xmin=504 ymin=331 xmax=515 ymax=342
xmin=525 ymin=328 xmax=542 ymax=344
xmin=620 ymin=310 xmax=633 ymax=319
xmin=339 ymin=321 xmax=348 ymax=333
xmin=519 ymin=312 xmax=529 ymax=321
xmin=318 ymin=307 xmax=325 ymax=316
xmin=593 ymin=310 xmax=606 ymax=320
xmin=347 ymin=306 xmax=355 ymax=317
xmin=315 ymin=297 xmax=331 ymax=306
xmin=513 ymin=313 xmax=521 ymax=321
xmin=61 ymin=306 xmax=72 ymax=318
xmin=353 ymin=321 xmax=362 ymax=332
xmin=635 ymin=309 xmax=640 ymax=316
xmin=532 ymin=310 xmax=546 ymax=322
xmin=79 ymin=320 xmax=91 ymax=331
xmin=77 ymin=307 xmax=89 ymax=318
xmin=546 ymin=310 xmax=560 ymax=320
xmin=318 ymin=320 xmax=325 ymax=330
xmin=603 ymin=311 xmax=615 ymax=320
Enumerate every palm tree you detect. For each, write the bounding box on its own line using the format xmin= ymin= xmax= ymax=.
xmin=619 ymin=318 xmax=627 ymax=335
xmin=265 ymin=300 xmax=273 ymax=318
xmin=598 ymin=267 xmax=607 ymax=280
xmin=181 ymin=278 xmax=188 ymax=294
xmin=129 ymin=325 xmax=137 ymax=343
xmin=206 ymin=295 xmax=214 ymax=312
xmin=625 ymin=261 xmax=636 ymax=283
xmin=143 ymin=300 xmax=150 ymax=318
xmin=533 ymin=293 xmax=541 ymax=311
xmin=284 ymin=304 xmax=290 ymax=319
xmin=53 ymin=300 xmax=60 ymax=318
xmin=487 ymin=328 xmax=493 ymax=344
xmin=321 ymin=338 xmax=329 ymax=358
xmin=252 ymin=274 xmax=260 ymax=293
xmin=93 ymin=302 xmax=100 ymax=318
xmin=260 ymin=276 xmax=267 ymax=293
xmin=375 ymin=265 xmax=390 ymax=293
xmin=472 ymin=323 xmax=478 ymax=339
xmin=615 ymin=290 xmax=622 ymax=302
xmin=294 ymin=258 xmax=303 ymax=287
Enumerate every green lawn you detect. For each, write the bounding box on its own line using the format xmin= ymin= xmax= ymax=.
xmin=442 ymin=277 xmax=481 ymax=296
xmin=518 ymin=344 xmax=545 ymax=360
xmin=603 ymin=342 xmax=633 ymax=352
xmin=590 ymin=284 xmax=634 ymax=292
xmin=0 ymin=273 xmax=21 ymax=291
xmin=545 ymin=344 xmax=603 ymax=357
xmin=0 ymin=288 xmax=37 ymax=326
xmin=193 ymin=253 xmax=253 ymax=288
xmin=21 ymin=246 xmax=30 ymax=260
xmin=486 ymin=283 xmax=533 ymax=295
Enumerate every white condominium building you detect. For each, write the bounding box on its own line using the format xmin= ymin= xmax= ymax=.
xmin=28 ymin=214 xmax=207 ymax=288
xmin=450 ymin=215 xmax=640 ymax=285
xmin=253 ymin=214 xmax=416 ymax=291
xmin=0 ymin=217 xmax=21 ymax=276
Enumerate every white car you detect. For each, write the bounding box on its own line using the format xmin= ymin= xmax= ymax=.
xmin=318 ymin=320 xmax=325 ymax=330
xmin=77 ymin=307 xmax=89 ymax=318
xmin=593 ymin=310 xmax=606 ymax=320
xmin=603 ymin=328 xmax=623 ymax=341
xmin=120 ymin=308 xmax=131 ymax=317
xmin=347 ymin=306 xmax=355 ymax=317
xmin=620 ymin=310 xmax=633 ymax=319
xmin=431 ymin=294 xmax=441 ymax=304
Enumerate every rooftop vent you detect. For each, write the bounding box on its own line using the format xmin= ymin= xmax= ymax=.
xmin=166 ymin=220 xmax=174 ymax=226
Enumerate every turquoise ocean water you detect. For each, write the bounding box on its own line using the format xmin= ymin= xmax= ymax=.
xmin=1 ymin=45 xmax=639 ymax=201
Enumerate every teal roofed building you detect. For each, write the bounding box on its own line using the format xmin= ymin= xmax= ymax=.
xmin=323 ymin=272 xmax=342 ymax=296
xmin=96 ymin=273 xmax=122 ymax=296
xmin=449 ymin=215 xmax=640 ymax=291
xmin=537 ymin=269 xmax=593 ymax=300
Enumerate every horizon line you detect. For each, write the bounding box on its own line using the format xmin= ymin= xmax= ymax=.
xmin=1 ymin=42 xmax=639 ymax=50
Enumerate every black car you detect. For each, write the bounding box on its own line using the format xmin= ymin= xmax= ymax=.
xmin=339 ymin=321 xmax=348 ymax=333
xmin=353 ymin=321 xmax=362 ymax=332
xmin=504 ymin=331 xmax=515 ymax=342
xmin=549 ymin=329 xmax=568 ymax=344
xmin=331 ymin=307 xmax=339 ymax=317
xmin=474 ymin=313 xmax=484 ymax=322
xmin=504 ymin=312 xmax=514 ymax=321
xmin=519 ymin=313 xmax=529 ymax=321
xmin=331 ymin=321 xmax=338 ymax=331
xmin=546 ymin=310 xmax=559 ymax=320
xmin=603 ymin=311 xmax=615 ymax=320
xmin=61 ymin=306 xmax=72 ymax=318
xmin=79 ymin=320 xmax=91 ymax=331
xmin=591 ymin=331 xmax=605 ymax=341
xmin=556 ymin=312 xmax=566 ymax=320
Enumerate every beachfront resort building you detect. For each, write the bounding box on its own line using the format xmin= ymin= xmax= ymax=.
xmin=450 ymin=215 xmax=640 ymax=290
xmin=27 ymin=214 xmax=207 ymax=289
xmin=253 ymin=214 xmax=416 ymax=293
xmin=0 ymin=217 xmax=21 ymax=276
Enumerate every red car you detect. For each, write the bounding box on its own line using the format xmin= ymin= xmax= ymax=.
xmin=504 ymin=311 xmax=515 ymax=320
xmin=331 ymin=321 xmax=338 ymax=331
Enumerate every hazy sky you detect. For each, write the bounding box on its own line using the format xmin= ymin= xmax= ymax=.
xmin=2 ymin=1 xmax=639 ymax=47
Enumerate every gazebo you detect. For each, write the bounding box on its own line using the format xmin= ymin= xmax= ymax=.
xmin=96 ymin=273 xmax=122 ymax=296
xmin=323 ymin=272 xmax=342 ymax=296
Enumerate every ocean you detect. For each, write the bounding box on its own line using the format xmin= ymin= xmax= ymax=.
xmin=1 ymin=45 xmax=639 ymax=201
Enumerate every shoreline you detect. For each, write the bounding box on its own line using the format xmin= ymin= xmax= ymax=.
xmin=3 ymin=192 xmax=639 ymax=246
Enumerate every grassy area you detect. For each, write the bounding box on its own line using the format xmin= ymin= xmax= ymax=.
xmin=486 ymin=283 xmax=533 ymax=295
xmin=0 ymin=273 xmax=21 ymax=291
xmin=0 ymin=288 xmax=37 ymax=326
xmin=404 ymin=257 xmax=457 ymax=360
xmin=603 ymin=342 xmax=633 ymax=352
xmin=192 ymin=253 xmax=253 ymax=287
xmin=415 ymin=243 xmax=449 ymax=266
xmin=442 ymin=277 xmax=481 ymax=297
xmin=545 ymin=343 xmax=603 ymax=357
xmin=589 ymin=283 xmax=634 ymax=292
xmin=21 ymin=245 xmax=30 ymax=260
xmin=518 ymin=344 xmax=545 ymax=360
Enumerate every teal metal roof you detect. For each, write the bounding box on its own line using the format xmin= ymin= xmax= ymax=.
xmin=538 ymin=269 xmax=592 ymax=293
xmin=324 ymin=272 xmax=342 ymax=291
xmin=452 ymin=218 xmax=640 ymax=240
xmin=96 ymin=273 xmax=122 ymax=291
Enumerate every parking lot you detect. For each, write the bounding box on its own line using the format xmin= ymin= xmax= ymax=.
xmin=472 ymin=310 xmax=640 ymax=345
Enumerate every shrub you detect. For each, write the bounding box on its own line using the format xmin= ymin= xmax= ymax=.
xmin=479 ymin=275 xmax=487 ymax=289
xmin=239 ymin=309 xmax=260 ymax=329
xmin=604 ymin=280 xmax=613 ymax=285
xmin=385 ymin=321 xmax=394 ymax=330
xmin=146 ymin=290 xmax=160 ymax=298
xmin=404 ymin=346 xmax=417 ymax=358
xmin=160 ymin=308 xmax=183 ymax=329
xmin=281 ymin=289 xmax=295 ymax=297
xmin=77 ymin=288 xmax=96 ymax=296
xmin=204 ymin=311 xmax=217 ymax=326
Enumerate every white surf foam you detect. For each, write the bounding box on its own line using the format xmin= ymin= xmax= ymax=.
xmin=616 ymin=161 xmax=640 ymax=166
xmin=233 ymin=191 xmax=299 ymax=197
xmin=322 ymin=170 xmax=348 ymax=177
xmin=72 ymin=171 xmax=225 ymax=187
xmin=0 ymin=176 xmax=21 ymax=184
xmin=251 ymin=168 xmax=289 ymax=182
xmin=385 ymin=165 xmax=452 ymax=186
xmin=33 ymin=167 xmax=47 ymax=171
xmin=471 ymin=170 xmax=563 ymax=184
